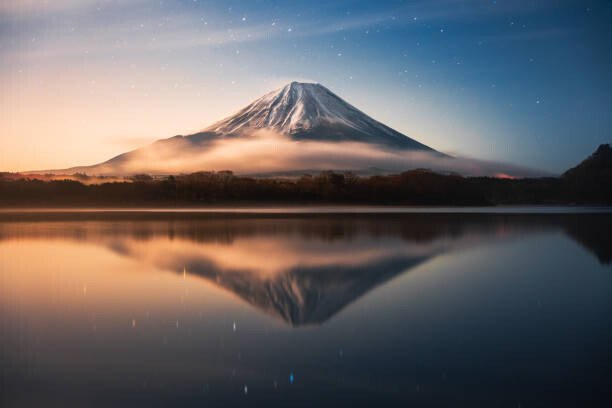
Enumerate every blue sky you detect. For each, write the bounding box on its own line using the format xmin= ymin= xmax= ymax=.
xmin=1 ymin=0 xmax=611 ymax=172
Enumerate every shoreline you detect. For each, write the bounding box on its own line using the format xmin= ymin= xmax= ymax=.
xmin=1 ymin=205 xmax=611 ymax=216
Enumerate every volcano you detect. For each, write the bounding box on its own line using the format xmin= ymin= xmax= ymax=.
xmin=205 ymin=81 xmax=436 ymax=150
xmin=37 ymin=81 xmax=443 ymax=176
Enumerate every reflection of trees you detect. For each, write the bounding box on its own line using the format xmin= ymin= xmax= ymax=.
xmin=0 ymin=213 xmax=609 ymax=325
xmin=561 ymin=215 xmax=612 ymax=265
xmin=0 ymin=213 xmax=610 ymax=261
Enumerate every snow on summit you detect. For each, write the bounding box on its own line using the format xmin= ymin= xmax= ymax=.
xmin=206 ymin=81 xmax=436 ymax=151
xmin=208 ymin=82 xmax=358 ymax=134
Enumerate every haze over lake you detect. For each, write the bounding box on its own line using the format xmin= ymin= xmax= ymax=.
xmin=1 ymin=210 xmax=610 ymax=407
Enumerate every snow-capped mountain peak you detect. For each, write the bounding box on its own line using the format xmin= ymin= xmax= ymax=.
xmin=205 ymin=81 xmax=436 ymax=151
xmin=207 ymin=82 xmax=347 ymax=134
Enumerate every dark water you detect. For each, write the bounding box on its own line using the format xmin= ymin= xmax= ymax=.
xmin=1 ymin=211 xmax=611 ymax=407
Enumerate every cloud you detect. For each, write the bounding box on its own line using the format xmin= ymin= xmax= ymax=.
xmin=481 ymin=27 xmax=573 ymax=44
xmin=390 ymin=0 xmax=560 ymax=22
xmin=1 ymin=0 xmax=570 ymax=62
xmin=2 ymin=10 xmax=288 ymax=61
xmin=0 ymin=0 xmax=147 ymax=17
xmin=88 ymin=130 xmax=546 ymax=178
xmin=109 ymin=135 xmax=158 ymax=149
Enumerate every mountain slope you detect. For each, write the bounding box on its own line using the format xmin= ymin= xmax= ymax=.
xmin=562 ymin=143 xmax=612 ymax=203
xmin=31 ymin=81 xmax=442 ymax=176
xmin=205 ymin=81 xmax=435 ymax=150
xmin=563 ymin=144 xmax=612 ymax=179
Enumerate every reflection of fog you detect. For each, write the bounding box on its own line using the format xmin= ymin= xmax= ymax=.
xmin=0 ymin=213 xmax=609 ymax=325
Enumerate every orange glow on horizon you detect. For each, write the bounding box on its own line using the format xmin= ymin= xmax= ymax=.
xmin=494 ymin=173 xmax=516 ymax=180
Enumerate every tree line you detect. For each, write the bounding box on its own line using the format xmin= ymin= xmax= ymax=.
xmin=0 ymin=168 xmax=609 ymax=207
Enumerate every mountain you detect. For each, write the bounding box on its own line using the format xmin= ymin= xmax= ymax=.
xmin=563 ymin=144 xmax=612 ymax=179
xmin=562 ymin=144 xmax=612 ymax=203
xmin=34 ymin=81 xmax=442 ymax=176
xmin=205 ymin=81 xmax=435 ymax=150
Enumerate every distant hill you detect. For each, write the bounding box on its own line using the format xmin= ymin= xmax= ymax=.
xmin=562 ymin=144 xmax=612 ymax=203
xmin=563 ymin=144 xmax=612 ymax=179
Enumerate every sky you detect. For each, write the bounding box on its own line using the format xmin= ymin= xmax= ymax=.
xmin=0 ymin=0 xmax=611 ymax=174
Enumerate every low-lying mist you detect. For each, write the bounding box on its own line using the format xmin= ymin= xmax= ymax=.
xmin=89 ymin=130 xmax=546 ymax=178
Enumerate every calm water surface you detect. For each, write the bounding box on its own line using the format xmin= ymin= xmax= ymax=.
xmin=1 ymin=211 xmax=611 ymax=407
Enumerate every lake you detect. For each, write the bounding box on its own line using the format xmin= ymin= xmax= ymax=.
xmin=1 ymin=210 xmax=611 ymax=407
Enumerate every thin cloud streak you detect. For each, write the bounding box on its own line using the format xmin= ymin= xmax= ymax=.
xmin=481 ymin=27 xmax=574 ymax=43
xmin=0 ymin=0 xmax=148 ymax=17
xmin=2 ymin=0 xmax=571 ymax=62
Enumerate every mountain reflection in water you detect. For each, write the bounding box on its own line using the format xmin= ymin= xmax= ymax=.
xmin=1 ymin=213 xmax=609 ymax=326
